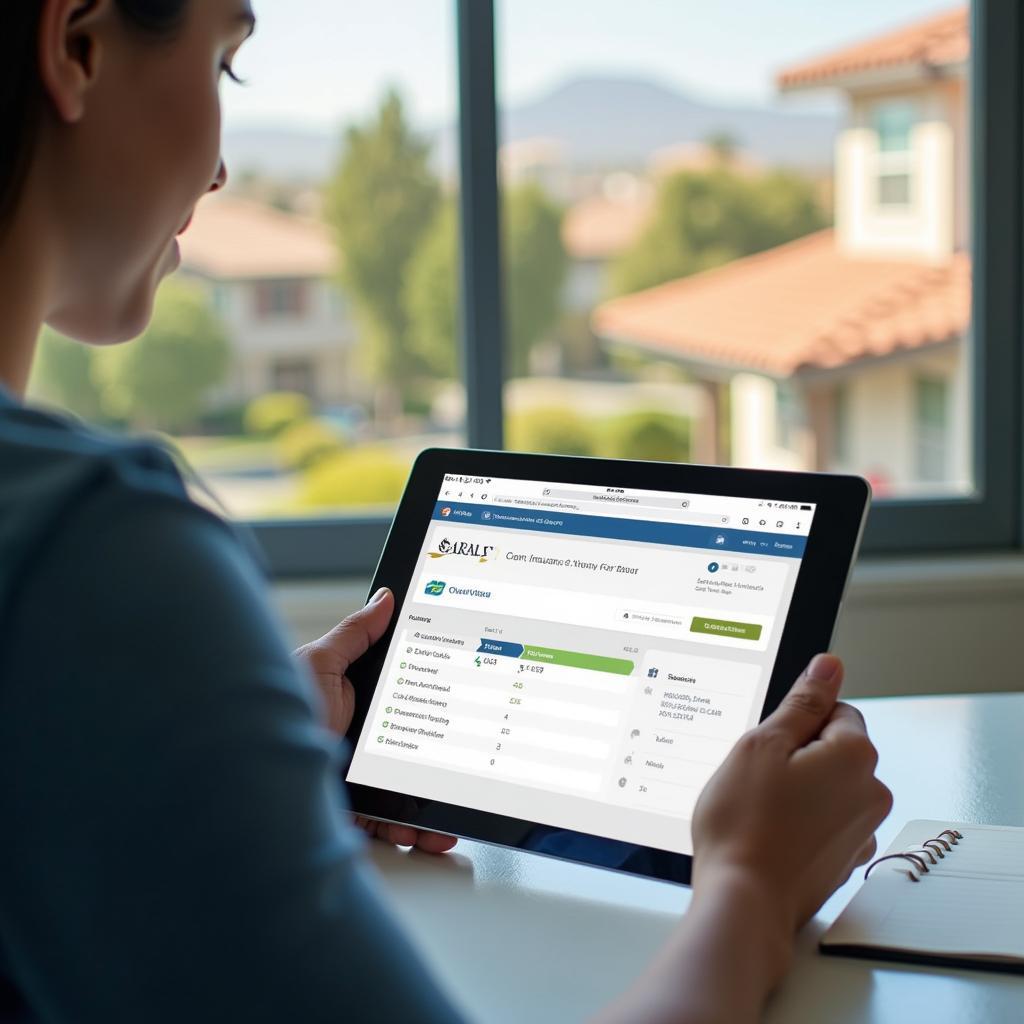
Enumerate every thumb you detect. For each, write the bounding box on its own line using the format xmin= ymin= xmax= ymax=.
xmin=760 ymin=653 xmax=843 ymax=752
xmin=322 ymin=587 xmax=395 ymax=670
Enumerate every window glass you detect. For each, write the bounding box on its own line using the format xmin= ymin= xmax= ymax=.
xmin=875 ymin=101 xmax=916 ymax=152
xmin=915 ymin=375 xmax=950 ymax=483
xmin=498 ymin=1 xmax=972 ymax=499
xmin=27 ymin=1 xmax=462 ymax=520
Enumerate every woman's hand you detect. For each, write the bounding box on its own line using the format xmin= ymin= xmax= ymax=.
xmin=693 ymin=654 xmax=891 ymax=942
xmin=294 ymin=587 xmax=457 ymax=855
xmin=595 ymin=654 xmax=891 ymax=1024
xmin=691 ymin=653 xmax=892 ymax=981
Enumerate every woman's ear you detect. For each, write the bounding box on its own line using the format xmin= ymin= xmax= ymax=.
xmin=37 ymin=0 xmax=114 ymax=124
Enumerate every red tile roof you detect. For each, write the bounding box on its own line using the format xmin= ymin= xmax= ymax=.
xmin=592 ymin=231 xmax=970 ymax=377
xmin=778 ymin=6 xmax=968 ymax=90
xmin=562 ymin=194 xmax=654 ymax=261
xmin=180 ymin=194 xmax=337 ymax=280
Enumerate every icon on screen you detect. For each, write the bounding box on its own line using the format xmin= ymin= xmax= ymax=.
xmin=708 ymin=562 xmax=720 ymax=573
xmin=482 ymin=511 xmax=492 ymax=520
xmin=776 ymin=520 xmax=784 ymax=528
xmin=742 ymin=517 xmax=750 ymax=525
xmin=647 ymin=667 xmax=659 ymax=679
xmin=424 ymin=580 xmax=447 ymax=596
xmin=441 ymin=507 xmax=452 ymax=517
xmin=715 ymin=534 xmax=726 ymax=546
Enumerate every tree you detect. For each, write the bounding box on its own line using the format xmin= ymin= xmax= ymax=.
xmin=610 ymin=167 xmax=828 ymax=297
xmin=93 ymin=280 xmax=230 ymax=432
xmin=28 ymin=328 xmax=103 ymax=421
xmin=324 ymin=90 xmax=441 ymax=421
xmin=405 ymin=184 xmax=568 ymax=381
xmin=504 ymin=184 xmax=568 ymax=378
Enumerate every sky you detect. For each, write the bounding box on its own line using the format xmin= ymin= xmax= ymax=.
xmin=223 ymin=0 xmax=962 ymax=132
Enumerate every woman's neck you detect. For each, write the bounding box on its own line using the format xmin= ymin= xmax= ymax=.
xmin=0 ymin=207 xmax=51 ymax=397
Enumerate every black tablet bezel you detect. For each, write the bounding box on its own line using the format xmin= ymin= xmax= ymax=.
xmin=344 ymin=448 xmax=870 ymax=885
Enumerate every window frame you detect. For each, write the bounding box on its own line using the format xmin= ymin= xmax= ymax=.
xmin=254 ymin=0 xmax=1022 ymax=578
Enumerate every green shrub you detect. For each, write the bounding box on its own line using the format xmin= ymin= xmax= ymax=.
xmin=196 ymin=402 xmax=248 ymax=435
xmin=598 ymin=411 xmax=692 ymax=463
xmin=300 ymin=447 xmax=411 ymax=508
xmin=244 ymin=391 xmax=312 ymax=437
xmin=506 ymin=406 xmax=595 ymax=456
xmin=276 ymin=418 xmax=346 ymax=471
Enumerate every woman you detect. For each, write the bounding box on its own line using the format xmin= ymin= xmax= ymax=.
xmin=0 ymin=2 xmax=892 ymax=1022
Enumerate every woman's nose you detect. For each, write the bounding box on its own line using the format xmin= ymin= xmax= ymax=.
xmin=210 ymin=159 xmax=228 ymax=193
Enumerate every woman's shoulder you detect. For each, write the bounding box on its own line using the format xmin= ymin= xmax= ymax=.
xmin=0 ymin=397 xmax=208 ymax=612
xmin=0 ymin=397 xmax=190 ymax=512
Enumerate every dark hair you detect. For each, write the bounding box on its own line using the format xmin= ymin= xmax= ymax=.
xmin=0 ymin=1 xmax=188 ymax=226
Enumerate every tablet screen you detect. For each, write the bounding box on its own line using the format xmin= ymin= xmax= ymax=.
xmin=347 ymin=473 xmax=816 ymax=857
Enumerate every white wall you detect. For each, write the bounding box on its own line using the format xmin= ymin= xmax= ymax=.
xmin=830 ymin=347 xmax=968 ymax=495
xmin=271 ymin=555 xmax=1024 ymax=701
xmin=835 ymin=83 xmax=960 ymax=262
xmin=729 ymin=374 xmax=810 ymax=472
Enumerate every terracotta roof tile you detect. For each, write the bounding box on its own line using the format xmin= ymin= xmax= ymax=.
xmin=778 ymin=6 xmax=968 ymax=90
xmin=592 ymin=230 xmax=970 ymax=377
xmin=562 ymin=194 xmax=653 ymax=261
xmin=180 ymin=194 xmax=337 ymax=280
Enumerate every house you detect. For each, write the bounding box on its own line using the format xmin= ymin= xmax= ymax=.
xmin=592 ymin=7 xmax=971 ymax=496
xmin=178 ymin=193 xmax=358 ymax=407
xmin=561 ymin=177 xmax=653 ymax=314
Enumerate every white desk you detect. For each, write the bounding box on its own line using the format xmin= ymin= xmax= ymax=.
xmin=368 ymin=693 xmax=1024 ymax=1023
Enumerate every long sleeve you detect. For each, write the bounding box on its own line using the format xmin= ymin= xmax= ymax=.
xmin=0 ymin=483 xmax=465 ymax=1023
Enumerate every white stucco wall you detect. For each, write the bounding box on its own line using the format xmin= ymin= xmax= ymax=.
xmin=729 ymin=346 xmax=970 ymax=496
xmin=729 ymin=373 xmax=809 ymax=472
xmin=829 ymin=346 xmax=969 ymax=496
xmin=835 ymin=82 xmax=962 ymax=262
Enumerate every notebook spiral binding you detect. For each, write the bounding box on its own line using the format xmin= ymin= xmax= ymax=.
xmin=864 ymin=828 xmax=965 ymax=882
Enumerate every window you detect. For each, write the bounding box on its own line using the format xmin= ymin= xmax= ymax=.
xmin=271 ymin=357 xmax=317 ymax=397
xmin=24 ymin=3 xmax=1024 ymax=572
xmin=254 ymin=280 xmax=308 ymax=320
xmin=915 ymin=375 xmax=950 ymax=484
xmin=496 ymin=1 xmax=989 ymax=532
xmin=874 ymin=101 xmax=916 ymax=207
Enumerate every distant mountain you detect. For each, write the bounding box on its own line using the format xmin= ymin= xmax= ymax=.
xmin=501 ymin=76 xmax=838 ymax=170
xmin=222 ymin=126 xmax=341 ymax=182
xmin=222 ymin=75 xmax=838 ymax=183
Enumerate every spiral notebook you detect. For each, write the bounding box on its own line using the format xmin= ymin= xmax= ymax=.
xmin=820 ymin=820 xmax=1024 ymax=974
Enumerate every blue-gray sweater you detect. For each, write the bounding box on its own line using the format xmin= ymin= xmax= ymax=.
xmin=0 ymin=389 xmax=462 ymax=1023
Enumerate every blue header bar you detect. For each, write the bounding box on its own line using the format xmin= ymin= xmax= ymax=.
xmin=431 ymin=501 xmax=806 ymax=558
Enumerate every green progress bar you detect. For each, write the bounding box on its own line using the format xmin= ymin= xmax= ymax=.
xmin=521 ymin=645 xmax=634 ymax=676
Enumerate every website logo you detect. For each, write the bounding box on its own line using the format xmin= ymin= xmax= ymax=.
xmin=424 ymin=580 xmax=447 ymax=596
xmin=428 ymin=536 xmax=497 ymax=563
xmin=440 ymin=507 xmax=452 ymax=517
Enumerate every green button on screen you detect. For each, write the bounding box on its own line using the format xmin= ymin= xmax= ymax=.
xmin=690 ymin=617 xmax=762 ymax=641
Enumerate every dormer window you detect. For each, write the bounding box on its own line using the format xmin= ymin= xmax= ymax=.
xmin=873 ymin=100 xmax=916 ymax=208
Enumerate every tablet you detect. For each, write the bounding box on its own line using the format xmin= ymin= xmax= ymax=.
xmin=344 ymin=448 xmax=870 ymax=884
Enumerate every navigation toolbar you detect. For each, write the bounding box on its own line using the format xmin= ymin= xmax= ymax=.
xmin=433 ymin=501 xmax=807 ymax=558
